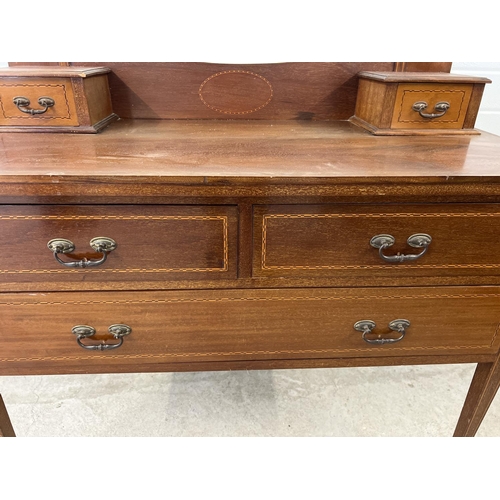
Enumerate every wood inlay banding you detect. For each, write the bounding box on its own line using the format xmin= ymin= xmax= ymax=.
xmin=260 ymin=212 xmax=500 ymax=271
xmin=199 ymin=70 xmax=273 ymax=115
xmin=0 ymin=84 xmax=71 ymax=120
xmin=1 ymin=291 xmax=498 ymax=306
xmin=398 ymin=89 xmax=466 ymax=124
xmin=0 ymin=294 xmax=498 ymax=363
xmin=0 ymin=214 xmax=229 ymax=274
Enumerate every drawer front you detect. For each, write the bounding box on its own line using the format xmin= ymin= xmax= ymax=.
xmin=253 ymin=204 xmax=500 ymax=279
xmin=391 ymin=83 xmax=472 ymax=129
xmin=0 ymin=205 xmax=237 ymax=284
xmin=0 ymin=287 xmax=499 ymax=374
xmin=0 ymin=78 xmax=79 ymax=126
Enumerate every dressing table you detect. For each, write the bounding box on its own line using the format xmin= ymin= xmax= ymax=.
xmin=1 ymin=62 xmax=499 ymax=437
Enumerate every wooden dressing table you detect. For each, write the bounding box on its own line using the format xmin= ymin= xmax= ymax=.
xmin=1 ymin=62 xmax=499 ymax=437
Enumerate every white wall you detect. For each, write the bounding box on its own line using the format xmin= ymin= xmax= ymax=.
xmin=452 ymin=62 xmax=500 ymax=135
xmin=1 ymin=62 xmax=499 ymax=135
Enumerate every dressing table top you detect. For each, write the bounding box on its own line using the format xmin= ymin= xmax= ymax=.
xmin=1 ymin=119 xmax=500 ymax=180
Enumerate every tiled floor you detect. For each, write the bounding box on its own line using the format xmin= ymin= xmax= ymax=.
xmin=2 ymin=363 xmax=499 ymax=437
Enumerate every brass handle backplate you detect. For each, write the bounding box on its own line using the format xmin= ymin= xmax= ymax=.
xmin=354 ymin=319 xmax=410 ymax=345
xmin=13 ymin=96 xmax=55 ymax=115
xmin=412 ymin=101 xmax=450 ymax=119
xmin=72 ymin=324 xmax=132 ymax=351
xmin=370 ymin=233 xmax=431 ymax=263
xmin=47 ymin=237 xmax=117 ymax=268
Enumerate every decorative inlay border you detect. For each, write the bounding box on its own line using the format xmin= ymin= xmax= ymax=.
xmin=1 ymin=291 xmax=497 ymax=306
xmin=0 ymin=84 xmax=71 ymax=120
xmin=0 ymin=294 xmax=498 ymax=363
xmin=260 ymin=212 xmax=500 ymax=270
xmin=398 ymin=89 xmax=465 ymax=124
xmin=199 ymin=70 xmax=273 ymax=115
xmin=1 ymin=214 xmax=229 ymax=274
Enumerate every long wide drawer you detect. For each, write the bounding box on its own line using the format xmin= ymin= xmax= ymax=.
xmin=1 ymin=286 xmax=499 ymax=375
xmin=253 ymin=204 xmax=500 ymax=279
xmin=0 ymin=205 xmax=237 ymax=284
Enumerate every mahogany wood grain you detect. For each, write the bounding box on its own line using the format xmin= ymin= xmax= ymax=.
xmin=82 ymin=75 xmax=114 ymax=125
xmin=3 ymin=177 xmax=500 ymax=206
xmin=349 ymin=116 xmax=483 ymax=136
xmin=463 ymin=84 xmax=487 ymax=130
xmin=0 ymin=205 xmax=237 ymax=284
xmin=0 ymin=62 xmax=498 ymax=437
xmin=253 ymin=203 xmax=500 ymax=280
xmin=352 ymin=72 xmax=490 ymax=136
xmin=4 ymin=275 xmax=500 ymax=294
xmin=0 ymin=67 xmax=117 ymax=133
xmin=358 ymin=72 xmax=490 ymax=83
xmin=0 ymin=67 xmax=111 ymax=78
xmin=454 ymin=358 xmax=500 ymax=436
xmin=8 ymin=62 xmax=70 ymax=67
xmin=0 ymin=77 xmax=80 ymax=126
xmin=392 ymin=83 xmax=472 ymax=130
xmin=353 ymin=79 xmax=397 ymax=129
xmin=237 ymin=202 xmax=253 ymax=279
xmin=10 ymin=62 xmax=452 ymax=73
xmin=1 ymin=120 xmax=500 ymax=181
xmin=0 ymin=394 xmax=15 ymax=437
xmin=69 ymin=62 xmax=395 ymax=120
xmin=1 ymin=353 xmax=494 ymax=378
xmin=0 ymin=286 xmax=499 ymax=376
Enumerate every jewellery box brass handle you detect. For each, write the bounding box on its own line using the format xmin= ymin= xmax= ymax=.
xmin=47 ymin=237 xmax=117 ymax=268
xmin=412 ymin=101 xmax=450 ymax=119
xmin=354 ymin=319 xmax=410 ymax=345
xmin=72 ymin=324 xmax=132 ymax=351
xmin=370 ymin=233 xmax=431 ymax=263
xmin=13 ymin=96 xmax=55 ymax=115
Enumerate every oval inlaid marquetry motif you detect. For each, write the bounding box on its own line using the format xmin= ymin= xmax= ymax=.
xmin=199 ymin=70 xmax=273 ymax=115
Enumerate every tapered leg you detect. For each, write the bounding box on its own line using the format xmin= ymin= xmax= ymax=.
xmin=454 ymin=357 xmax=500 ymax=437
xmin=0 ymin=394 xmax=16 ymax=437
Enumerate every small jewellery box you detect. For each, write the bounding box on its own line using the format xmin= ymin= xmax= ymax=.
xmin=350 ymin=71 xmax=491 ymax=135
xmin=0 ymin=66 xmax=118 ymax=133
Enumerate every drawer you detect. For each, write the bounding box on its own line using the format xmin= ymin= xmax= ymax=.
xmin=0 ymin=205 xmax=237 ymax=285
xmin=253 ymin=204 xmax=500 ymax=279
xmin=391 ymin=83 xmax=472 ymax=130
xmin=0 ymin=67 xmax=117 ymax=133
xmin=0 ymin=286 xmax=499 ymax=375
xmin=0 ymin=78 xmax=79 ymax=126
xmin=351 ymin=71 xmax=490 ymax=135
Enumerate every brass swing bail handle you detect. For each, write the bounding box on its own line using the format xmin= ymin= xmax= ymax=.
xmin=412 ymin=101 xmax=450 ymax=119
xmin=47 ymin=237 xmax=117 ymax=268
xmin=354 ymin=319 xmax=410 ymax=345
xmin=72 ymin=324 xmax=132 ymax=351
xmin=370 ymin=233 xmax=432 ymax=263
xmin=13 ymin=96 xmax=55 ymax=115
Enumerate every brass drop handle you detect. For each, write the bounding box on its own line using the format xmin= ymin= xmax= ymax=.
xmin=47 ymin=237 xmax=117 ymax=268
xmin=13 ymin=96 xmax=55 ymax=115
xmin=72 ymin=324 xmax=132 ymax=351
xmin=412 ymin=101 xmax=450 ymax=119
xmin=370 ymin=233 xmax=431 ymax=263
xmin=354 ymin=319 xmax=410 ymax=345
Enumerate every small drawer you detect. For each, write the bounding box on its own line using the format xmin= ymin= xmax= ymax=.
xmin=0 ymin=67 xmax=117 ymax=133
xmin=392 ymin=83 xmax=472 ymax=130
xmin=0 ymin=79 xmax=79 ymax=125
xmin=0 ymin=286 xmax=499 ymax=375
xmin=0 ymin=205 xmax=238 ymax=287
xmin=253 ymin=204 xmax=500 ymax=280
xmin=350 ymin=71 xmax=491 ymax=135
